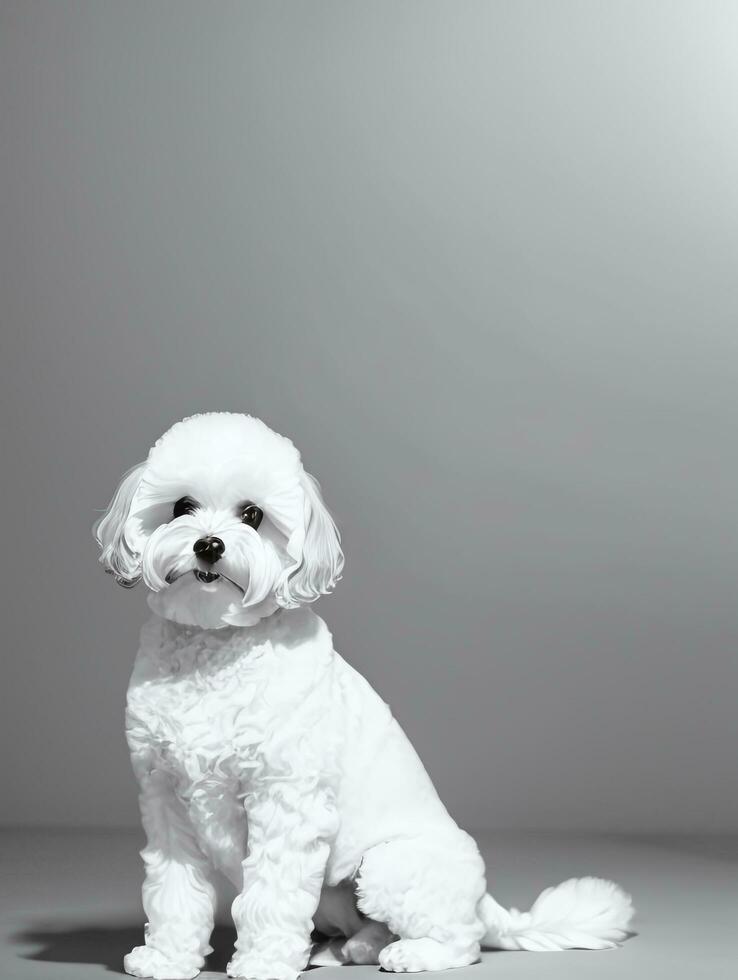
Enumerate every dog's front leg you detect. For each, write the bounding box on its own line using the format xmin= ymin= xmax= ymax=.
xmin=125 ymin=769 xmax=216 ymax=980
xmin=228 ymin=780 xmax=338 ymax=980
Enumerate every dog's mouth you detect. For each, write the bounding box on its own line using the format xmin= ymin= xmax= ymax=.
xmin=164 ymin=569 xmax=245 ymax=594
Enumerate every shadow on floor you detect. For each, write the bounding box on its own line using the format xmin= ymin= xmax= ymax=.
xmin=11 ymin=922 xmax=237 ymax=974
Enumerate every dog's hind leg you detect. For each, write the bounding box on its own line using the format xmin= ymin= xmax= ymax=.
xmin=355 ymin=831 xmax=487 ymax=972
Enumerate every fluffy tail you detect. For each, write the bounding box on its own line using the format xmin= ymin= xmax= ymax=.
xmin=480 ymin=877 xmax=634 ymax=951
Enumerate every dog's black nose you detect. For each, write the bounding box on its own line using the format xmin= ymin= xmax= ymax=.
xmin=193 ymin=535 xmax=225 ymax=564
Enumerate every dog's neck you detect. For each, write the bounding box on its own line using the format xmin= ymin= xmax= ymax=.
xmin=133 ymin=605 xmax=331 ymax=683
xmin=155 ymin=605 xmax=286 ymax=644
xmin=144 ymin=604 xmax=325 ymax=650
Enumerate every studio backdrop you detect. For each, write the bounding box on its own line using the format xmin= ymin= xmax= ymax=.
xmin=2 ymin=0 xmax=737 ymax=834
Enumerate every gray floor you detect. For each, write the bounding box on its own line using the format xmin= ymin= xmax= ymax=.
xmin=1 ymin=829 xmax=736 ymax=979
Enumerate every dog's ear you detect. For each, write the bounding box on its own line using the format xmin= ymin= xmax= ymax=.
xmin=93 ymin=461 xmax=147 ymax=588
xmin=277 ymin=471 xmax=344 ymax=607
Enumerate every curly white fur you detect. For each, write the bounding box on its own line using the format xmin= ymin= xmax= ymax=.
xmin=94 ymin=413 xmax=634 ymax=979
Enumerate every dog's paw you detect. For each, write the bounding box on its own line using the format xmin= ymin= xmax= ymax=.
xmin=124 ymin=944 xmax=201 ymax=979
xmin=341 ymin=920 xmax=392 ymax=965
xmin=379 ymin=938 xmax=477 ymax=973
xmin=309 ymin=939 xmax=347 ymax=967
xmin=226 ymin=953 xmax=299 ymax=980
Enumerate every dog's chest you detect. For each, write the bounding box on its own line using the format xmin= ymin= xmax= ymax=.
xmin=126 ymin=623 xmax=283 ymax=786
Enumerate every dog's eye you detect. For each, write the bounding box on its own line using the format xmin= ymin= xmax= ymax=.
xmin=240 ymin=502 xmax=263 ymax=529
xmin=173 ymin=496 xmax=198 ymax=519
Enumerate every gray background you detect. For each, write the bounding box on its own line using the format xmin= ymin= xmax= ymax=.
xmin=2 ymin=0 xmax=737 ymax=834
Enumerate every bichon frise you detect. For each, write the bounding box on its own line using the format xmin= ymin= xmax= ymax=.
xmin=94 ymin=412 xmax=633 ymax=980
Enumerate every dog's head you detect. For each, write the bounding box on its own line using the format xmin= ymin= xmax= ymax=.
xmin=93 ymin=413 xmax=343 ymax=628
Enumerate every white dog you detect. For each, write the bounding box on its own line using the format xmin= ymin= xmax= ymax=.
xmin=94 ymin=413 xmax=633 ymax=980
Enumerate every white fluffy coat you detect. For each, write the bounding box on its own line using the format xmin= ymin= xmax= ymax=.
xmin=94 ymin=413 xmax=633 ymax=980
